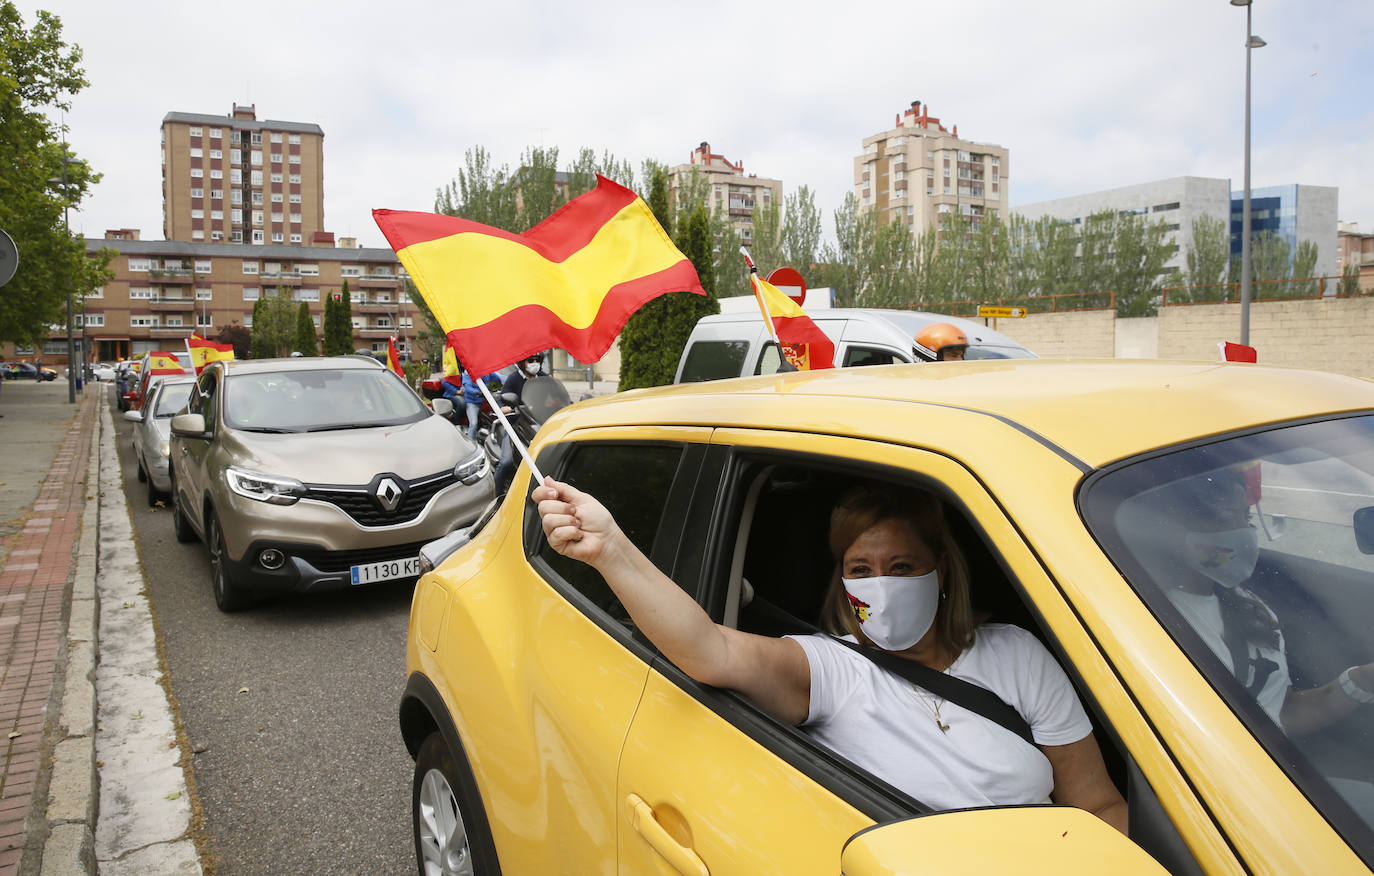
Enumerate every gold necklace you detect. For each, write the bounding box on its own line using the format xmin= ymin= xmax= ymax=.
xmin=912 ymin=685 xmax=950 ymax=733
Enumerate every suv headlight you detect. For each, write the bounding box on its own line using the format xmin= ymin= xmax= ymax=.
xmin=453 ymin=449 xmax=488 ymax=485
xmin=225 ymin=466 xmax=305 ymax=505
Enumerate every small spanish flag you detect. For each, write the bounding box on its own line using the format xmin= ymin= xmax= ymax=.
xmin=386 ymin=336 xmax=404 ymax=378
xmin=374 ymin=176 xmax=704 ymax=377
xmin=186 ymin=334 xmax=235 ymax=375
xmin=751 ymin=277 xmax=835 ymax=371
xmin=147 ymin=351 xmax=189 ymax=375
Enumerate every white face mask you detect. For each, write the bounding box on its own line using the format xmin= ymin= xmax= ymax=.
xmin=1182 ymin=527 xmax=1258 ymax=589
xmin=523 ymin=362 xmax=540 ymax=376
xmin=843 ymin=571 xmax=941 ymax=651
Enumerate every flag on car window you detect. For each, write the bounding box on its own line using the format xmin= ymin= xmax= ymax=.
xmin=386 ymin=336 xmax=405 ymax=378
xmin=751 ymin=276 xmax=835 ymax=371
xmin=373 ymin=176 xmax=704 ymax=377
xmin=148 ymin=351 xmax=190 ymax=375
xmin=186 ymin=334 xmax=235 ymax=375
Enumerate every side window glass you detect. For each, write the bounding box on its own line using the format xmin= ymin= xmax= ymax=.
xmin=194 ymin=372 xmax=219 ymax=432
xmin=535 ymin=444 xmax=684 ymax=627
xmin=755 ymin=343 xmax=785 ymax=375
xmin=843 ymin=346 xmax=902 ymax=368
xmin=678 ymin=340 xmax=750 ymax=383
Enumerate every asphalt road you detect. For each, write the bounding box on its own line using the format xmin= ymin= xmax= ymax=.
xmin=110 ymin=394 xmax=416 ymax=874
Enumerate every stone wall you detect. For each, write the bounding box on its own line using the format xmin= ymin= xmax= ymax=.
xmin=983 ymin=310 xmax=1116 ymax=358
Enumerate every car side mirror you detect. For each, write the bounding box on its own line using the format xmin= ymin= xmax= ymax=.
xmin=842 ymin=808 xmax=1167 ymax=876
xmin=1355 ymin=506 xmax=1374 ymax=555
xmin=170 ymin=412 xmax=209 ymax=438
xmin=123 ymin=409 xmax=144 ymax=423
xmin=431 ymin=397 xmax=455 ymax=417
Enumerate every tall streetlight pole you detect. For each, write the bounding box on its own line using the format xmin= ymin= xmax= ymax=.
xmin=1231 ymin=0 xmax=1266 ymax=345
xmin=49 ymin=137 xmax=77 ymax=403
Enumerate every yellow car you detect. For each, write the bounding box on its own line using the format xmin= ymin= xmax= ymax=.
xmin=400 ymin=359 xmax=1374 ymax=875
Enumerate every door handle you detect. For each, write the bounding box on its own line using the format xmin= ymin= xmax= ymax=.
xmin=625 ymin=794 xmax=708 ymax=876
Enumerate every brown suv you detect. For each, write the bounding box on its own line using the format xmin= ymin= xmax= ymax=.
xmin=169 ymin=356 xmax=491 ymax=611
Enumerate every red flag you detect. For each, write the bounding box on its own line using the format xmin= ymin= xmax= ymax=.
xmin=1219 ymin=341 xmax=1257 ymax=363
xmin=373 ymin=176 xmax=704 ymax=377
xmin=386 ymin=336 xmax=404 ymax=378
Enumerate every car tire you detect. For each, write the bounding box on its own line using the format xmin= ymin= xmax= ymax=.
xmin=146 ymin=472 xmax=162 ymax=507
xmin=206 ymin=511 xmax=251 ymax=613
xmin=170 ymin=477 xmax=198 ymax=544
xmin=136 ymin=459 xmax=147 ymax=483
xmin=413 ymin=730 xmax=501 ymax=876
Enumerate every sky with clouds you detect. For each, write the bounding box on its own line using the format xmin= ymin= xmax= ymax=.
xmin=30 ymin=0 xmax=1374 ymax=253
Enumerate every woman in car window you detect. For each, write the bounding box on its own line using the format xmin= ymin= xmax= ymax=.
xmin=534 ymin=477 xmax=1128 ymax=832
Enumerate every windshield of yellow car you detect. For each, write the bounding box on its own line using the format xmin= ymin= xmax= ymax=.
xmin=1082 ymin=413 xmax=1374 ymax=849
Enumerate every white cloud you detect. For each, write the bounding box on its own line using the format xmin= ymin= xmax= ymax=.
xmin=33 ymin=0 xmax=1374 ymax=253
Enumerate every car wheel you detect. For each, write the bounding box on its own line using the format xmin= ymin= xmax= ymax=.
xmin=206 ymin=512 xmax=251 ymax=613
xmin=170 ymin=477 xmax=198 ymax=544
xmin=146 ymin=471 xmax=162 ymax=507
xmin=413 ymin=730 xmax=500 ymax=876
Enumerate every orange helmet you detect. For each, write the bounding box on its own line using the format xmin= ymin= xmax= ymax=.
xmin=916 ymin=323 xmax=969 ymax=359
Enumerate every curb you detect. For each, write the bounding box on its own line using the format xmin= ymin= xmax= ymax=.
xmin=38 ymin=392 xmax=102 ymax=874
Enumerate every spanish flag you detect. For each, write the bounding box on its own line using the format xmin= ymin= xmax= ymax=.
xmin=147 ymin=351 xmax=190 ymax=375
xmin=374 ymin=176 xmax=704 ymax=377
xmin=386 ymin=336 xmax=405 ymax=378
xmin=186 ymin=334 xmax=235 ymax=375
xmin=751 ymin=277 xmax=835 ymax=371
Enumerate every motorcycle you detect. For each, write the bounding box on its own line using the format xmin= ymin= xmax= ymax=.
xmin=481 ymin=376 xmax=571 ymax=468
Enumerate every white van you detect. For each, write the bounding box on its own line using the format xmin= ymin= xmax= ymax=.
xmin=674 ymin=309 xmax=1035 ymax=383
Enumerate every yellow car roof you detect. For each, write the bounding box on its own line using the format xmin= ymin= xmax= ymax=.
xmin=560 ymin=359 xmax=1374 ymax=470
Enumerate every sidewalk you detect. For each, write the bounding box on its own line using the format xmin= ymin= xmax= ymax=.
xmin=0 ymin=379 xmax=97 ymax=873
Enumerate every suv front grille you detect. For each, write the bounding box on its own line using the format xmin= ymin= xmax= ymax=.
xmin=302 ymin=470 xmax=458 ymax=527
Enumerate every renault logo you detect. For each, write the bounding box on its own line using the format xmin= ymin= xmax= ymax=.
xmin=374 ymin=477 xmax=404 ymax=513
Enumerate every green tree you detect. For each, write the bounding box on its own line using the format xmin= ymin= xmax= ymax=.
xmin=1339 ymin=264 xmax=1364 ymax=297
xmin=618 ymin=166 xmax=680 ymax=391
xmin=0 ymin=3 xmax=113 ymax=348
xmin=781 ymin=186 xmax=823 ymax=275
xmin=322 ymin=282 xmax=353 ymax=355
xmin=1110 ymin=212 xmax=1175 ymax=317
xmin=1184 ymin=214 xmax=1231 ymax=290
xmin=249 ymin=297 xmax=270 ymax=358
xmin=1246 ymin=231 xmax=1292 ymax=288
xmin=293 ymin=301 xmax=316 ymax=355
xmin=1293 ymin=240 xmax=1319 ymax=296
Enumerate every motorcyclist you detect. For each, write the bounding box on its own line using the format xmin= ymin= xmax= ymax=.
xmin=493 ymin=354 xmax=548 ymax=493
xmin=915 ymin=322 xmax=970 ymax=362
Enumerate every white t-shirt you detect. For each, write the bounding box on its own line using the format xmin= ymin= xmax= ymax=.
xmin=787 ymin=623 xmax=1092 ymax=810
xmin=1165 ymin=587 xmax=1290 ymax=725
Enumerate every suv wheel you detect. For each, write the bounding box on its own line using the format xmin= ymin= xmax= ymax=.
xmin=207 ymin=511 xmax=251 ymax=613
xmin=170 ymin=475 xmax=198 ymax=544
xmin=413 ymin=731 xmax=500 ymax=875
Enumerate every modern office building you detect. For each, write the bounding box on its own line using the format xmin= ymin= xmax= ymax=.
xmin=161 ymin=104 xmax=325 ymax=246
xmin=1230 ymin=185 xmax=1339 ymax=279
xmin=68 ymin=233 xmax=414 ymax=363
xmin=1014 ymin=177 xmax=1339 ymax=280
xmin=855 ymin=101 xmax=1009 ymax=237
xmin=1016 ymin=177 xmax=1233 ymax=276
xmin=669 ymin=142 xmax=782 ymax=246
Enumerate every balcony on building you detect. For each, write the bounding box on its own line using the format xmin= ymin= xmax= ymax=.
xmin=148 ymin=294 xmax=195 ymax=313
xmin=259 ymin=270 xmax=302 ymax=286
xmin=355 ymin=325 xmax=397 ymax=338
xmin=356 ymin=271 xmax=401 ymax=288
xmin=147 ymin=267 xmax=194 ymax=284
xmin=151 ymin=325 xmax=194 ymax=336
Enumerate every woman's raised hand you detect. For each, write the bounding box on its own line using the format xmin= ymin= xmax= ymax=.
xmin=532 ymin=477 xmax=621 ymax=567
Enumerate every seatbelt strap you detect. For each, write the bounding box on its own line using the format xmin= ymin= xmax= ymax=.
xmin=830 ymin=636 xmax=1036 ymax=747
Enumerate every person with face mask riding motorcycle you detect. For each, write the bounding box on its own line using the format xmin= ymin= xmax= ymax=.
xmin=533 ymin=477 xmax=1128 ymax=832
xmin=1155 ymin=468 xmax=1374 ymax=737
xmin=493 ymin=354 xmax=549 ymax=494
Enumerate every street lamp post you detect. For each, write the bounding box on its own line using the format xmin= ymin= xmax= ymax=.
xmin=1231 ymin=0 xmax=1266 ymax=345
xmin=49 ymin=139 xmax=77 ymax=403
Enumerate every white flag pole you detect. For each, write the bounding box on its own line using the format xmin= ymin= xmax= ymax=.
xmin=475 ymin=375 xmax=546 ymax=484
xmin=740 ymin=246 xmax=783 ymax=346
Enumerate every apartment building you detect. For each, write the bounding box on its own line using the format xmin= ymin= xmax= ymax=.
xmin=161 ymin=104 xmax=325 ymax=245
xmin=71 ymin=234 xmax=415 ymax=363
xmin=855 ymin=101 xmax=1009 ymax=237
xmin=1338 ymin=222 xmax=1374 ymax=291
xmin=669 ymin=142 xmax=782 ymax=246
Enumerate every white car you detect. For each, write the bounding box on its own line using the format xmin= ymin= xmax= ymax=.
xmin=92 ymin=364 xmax=117 ymax=381
xmin=125 ymin=377 xmax=196 ymax=506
